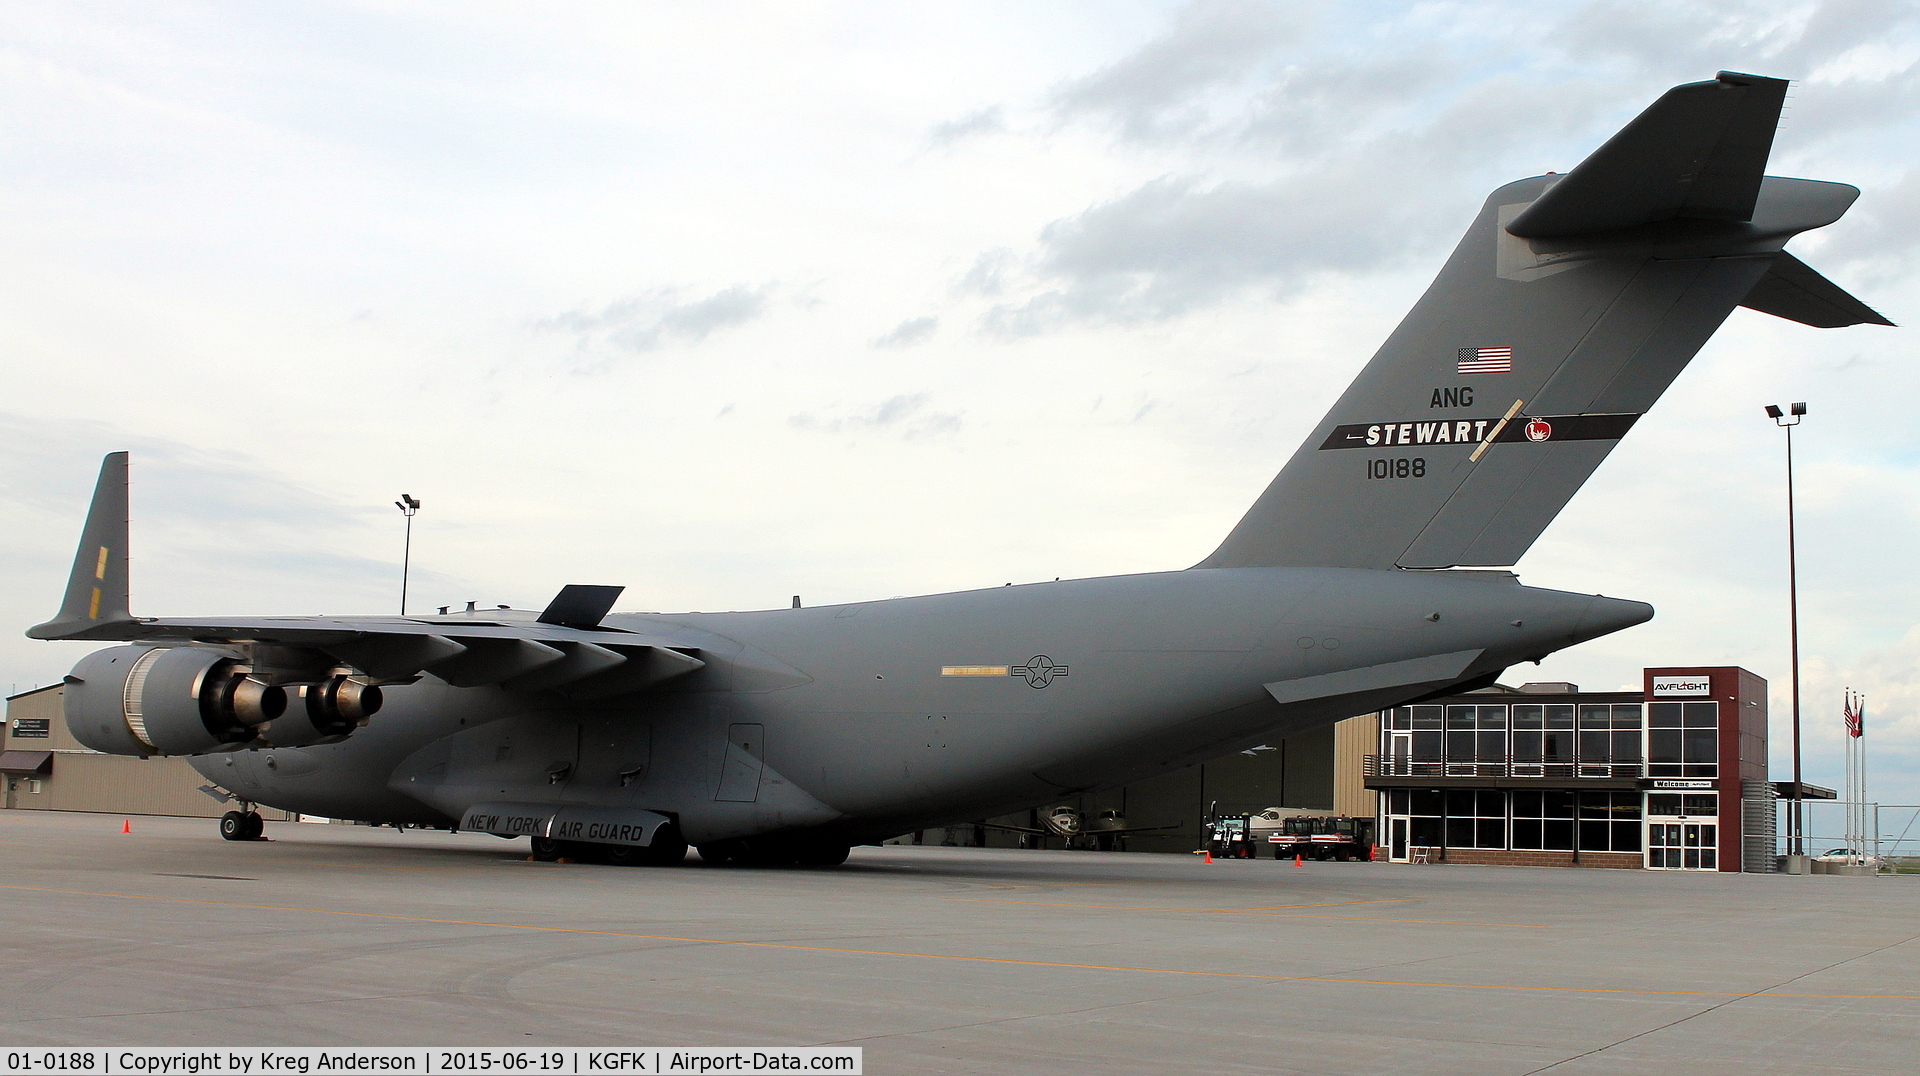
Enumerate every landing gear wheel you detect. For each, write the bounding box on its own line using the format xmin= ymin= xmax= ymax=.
xmin=644 ymin=825 xmax=689 ymax=866
xmin=242 ymin=812 xmax=264 ymax=840
xmin=794 ymin=841 xmax=850 ymax=867
xmin=219 ymin=811 xmax=249 ymax=841
xmin=530 ymin=836 xmax=564 ymax=861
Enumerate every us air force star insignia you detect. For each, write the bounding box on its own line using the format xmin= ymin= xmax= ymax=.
xmin=1011 ymin=655 xmax=1068 ymax=689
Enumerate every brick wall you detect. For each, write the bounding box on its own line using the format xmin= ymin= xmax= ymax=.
xmin=1420 ymin=848 xmax=1642 ymax=869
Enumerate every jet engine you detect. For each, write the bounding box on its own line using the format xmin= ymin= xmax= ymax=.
xmin=65 ymin=645 xmax=287 ymax=756
xmin=257 ymin=675 xmax=383 ymax=747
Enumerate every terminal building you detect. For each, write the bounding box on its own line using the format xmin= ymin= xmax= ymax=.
xmin=5 ymin=665 xmax=1781 ymax=870
xmin=1361 ymin=666 xmax=1773 ymax=872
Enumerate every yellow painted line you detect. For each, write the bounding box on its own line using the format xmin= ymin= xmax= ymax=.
xmin=945 ymin=896 xmax=1543 ymax=927
xmin=1262 ymin=914 xmax=1546 ymax=927
xmin=0 ymin=882 xmax=1908 ymax=1001
xmin=947 ymin=897 xmax=1417 ymax=912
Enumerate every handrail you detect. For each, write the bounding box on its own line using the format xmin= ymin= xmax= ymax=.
xmin=1363 ymin=754 xmax=1649 ymax=779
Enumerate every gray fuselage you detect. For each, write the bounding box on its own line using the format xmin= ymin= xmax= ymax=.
xmin=193 ymin=566 xmax=1649 ymax=844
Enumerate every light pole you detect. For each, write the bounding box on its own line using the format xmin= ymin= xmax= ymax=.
xmin=394 ymin=494 xmax=421 ymax=615
xmin=1764 ymin=402 xmax=1806 ymax=857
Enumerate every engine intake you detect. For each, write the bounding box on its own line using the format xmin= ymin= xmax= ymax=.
xmin=65 ymin=645 xmax=287 ymax=756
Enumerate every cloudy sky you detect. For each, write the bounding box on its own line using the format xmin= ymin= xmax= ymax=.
xmin=3 ymin=1 xmax=1918 ymax=813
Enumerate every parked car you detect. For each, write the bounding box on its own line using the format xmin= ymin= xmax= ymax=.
xmin=1815 ymin=847 xmax=1885 ymax=867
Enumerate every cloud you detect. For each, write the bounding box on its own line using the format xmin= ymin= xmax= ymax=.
xmin=536 ymin=284 xmax=772 ymax=354
xmin=0 ymin=411 xmax=365 ymax=531
xmin=788 ymin=393 xmax=962 ymax=438
xmin=928 ymin=106 xmax=1005 ymax=146
xmin=872 ymin=316 xmax=938 ymax=348
xmin=976 ymin=79 xmax=1565 ymax=332
xmin=1051 ymin=0 xmax=1308 ymax=143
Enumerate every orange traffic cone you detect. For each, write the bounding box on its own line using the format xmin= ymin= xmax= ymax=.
xmin=120 ymin=820 xmax=131 ymax=834
xmin=1203 ymin=848 xmax=1213 ymax=864
xmin=1293 ymin=852 xmax=1302 ymax=866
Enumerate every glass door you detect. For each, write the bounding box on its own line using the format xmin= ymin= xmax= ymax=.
xmin=1389 ymin=816 xmax=1409 ymax=862
xmin=1647 ymin=821 xmax=1718 ymax=869
xmin=1388 ymin=731 xmax=1412 ymax=775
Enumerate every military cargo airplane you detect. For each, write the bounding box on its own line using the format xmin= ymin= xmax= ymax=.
xmin=29 ymin=72 xmax=1889 ymax=867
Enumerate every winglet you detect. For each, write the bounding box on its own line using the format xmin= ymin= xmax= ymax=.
xmin=28 ymin=452 xmax=135 ymax=640
xmin=537 ymin=584 xmax=625 ymax=628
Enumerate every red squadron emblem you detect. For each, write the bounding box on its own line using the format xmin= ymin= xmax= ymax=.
xmin=1524 ymin=418 xmax=1552 ymax=442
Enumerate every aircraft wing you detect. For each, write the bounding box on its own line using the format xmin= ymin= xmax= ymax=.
xmin=26 ymin=454 xmax=705 ymax=699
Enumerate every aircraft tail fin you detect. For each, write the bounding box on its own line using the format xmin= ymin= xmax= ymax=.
xmin=28 ymin=452 xmax=135 ymax=640
xmin=1197 ymin=73 xmax=1887 ymax=572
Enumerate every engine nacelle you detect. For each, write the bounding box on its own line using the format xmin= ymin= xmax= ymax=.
xmin=256 ymin=675 xmax=383 ymax=747
xmin=65 ymin=645 xmax=287 ymax=756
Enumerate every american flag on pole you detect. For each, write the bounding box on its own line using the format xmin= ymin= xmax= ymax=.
xmin=1457 ymin=346 xmax=1513 ymax=374
xmin=1845 ymin=692 xmax=1865 ymax=738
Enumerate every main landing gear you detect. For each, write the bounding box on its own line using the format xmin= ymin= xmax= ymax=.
xmin=695 ymin=835 xmax=851 ymax=867
xmin=219 ymin=810 xmax=265 ymax=841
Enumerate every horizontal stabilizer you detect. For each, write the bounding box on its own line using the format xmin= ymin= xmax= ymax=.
xmin=1740 ymin=252 xmax=1894 ymax=328
xmin=1507 ymin=71 xmax=1787 ymax=238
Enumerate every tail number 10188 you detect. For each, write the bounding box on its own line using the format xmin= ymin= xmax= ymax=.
xmin=1367 ymin=457 xmax=1425 ymax=480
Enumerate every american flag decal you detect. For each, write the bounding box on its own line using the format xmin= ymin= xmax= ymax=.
xmin=1457 ymin=346 xmax=1512 ymax=374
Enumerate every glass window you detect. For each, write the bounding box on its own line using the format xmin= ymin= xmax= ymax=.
xmin=1512 ymin=704 xmax=1544 ymax=729
xmin=1611 ymin=730 xmax=1642 ymax=762
xmin=1446 ymin=817 xmax=1475 ymax=847
xmin=1446 ymin=730 xmax=1474 ymax=760
xmin=1648 ymin=728 xmax=1682 ymax=764
xmin=1477 ymin=730 xmax=1505 ymax=761
xmin=1578 ymin=704 xmax=1612 ymax=729
xmin=1683 ymin=728 xmax=1717 ymax=761
xmin=1513 ymin=729 xmax=1543 ymax=762
xmin=1683 ymin=702 xmax=1718 ymax=728
xmin=1575 ymin=792 xmax=1642 ymax=851
xmin=1512 ymin=791 xmax=1575 ymax=850
xmin=1647 ymin=702 xmax=1683 ymax=728
xmin=1411 ymin=705 xmax=1443 ymax=729
xmin=1403 ymin=788 xmax=1508 ymax=849
xmin=1650 ymin=793 xmax=1719 ymax=817
xmin=1388 ymin=788 xmax=1409 ymax=814
xmin=1477 ymin=705 xmax=1507 ymax=729
xmin=1579 ymin=729 xmax=1612 ymax=762
xmin=1611 ymin=703 xmax=1643 ymax=729
xmin=1388 ymin=707 xmax=1411 ymax=730
xmin=1545 ymin=704 xmax=1575 ymax=729
xmin=1413 ymin=730 xmax=1443 ymax=757
xmin=1446 ymin=705 xmax=1476 ymax=729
